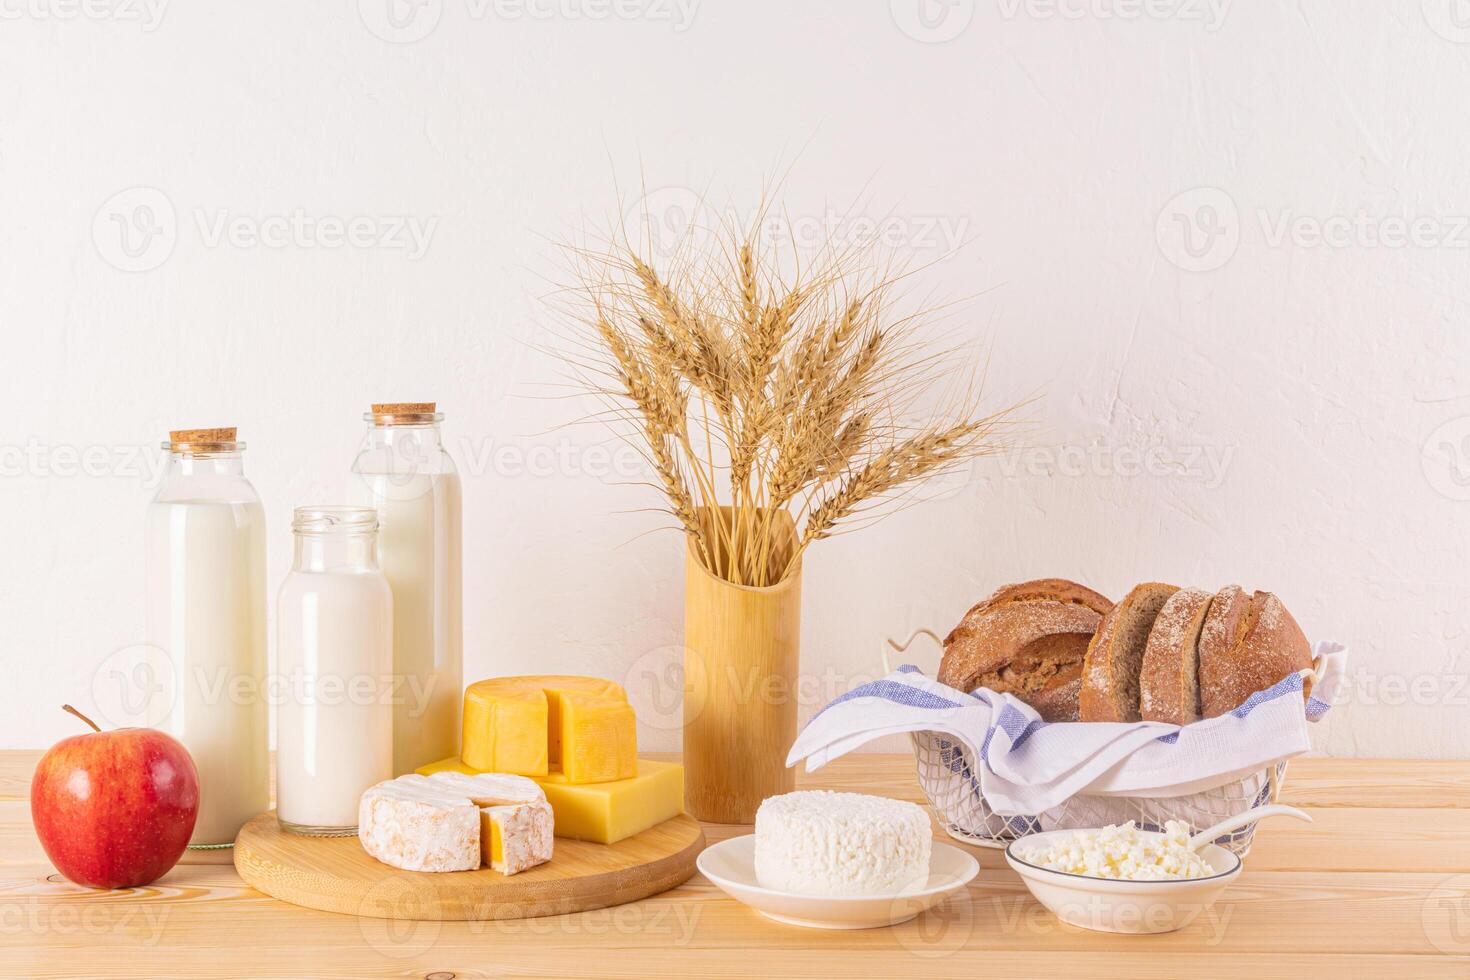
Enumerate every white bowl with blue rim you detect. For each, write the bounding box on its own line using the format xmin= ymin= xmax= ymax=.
xmin=1003 ymin=804 xmax=1310 ymax=935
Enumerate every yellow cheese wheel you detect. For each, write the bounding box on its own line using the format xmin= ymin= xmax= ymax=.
xmin=420 ymin=756 xmax=684 ymax=845
xmin=462 ymin=676 xmax=637 ymax=783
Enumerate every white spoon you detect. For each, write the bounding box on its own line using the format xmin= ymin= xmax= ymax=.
xmin=1187 ymin=803 xmax=1313 ymax=851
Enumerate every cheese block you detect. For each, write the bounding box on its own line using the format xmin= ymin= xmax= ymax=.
xmin=462 ymin=676 xmax=637 ymax=783
xmin=419 ymin=756 xmax=684 ymax=845
xmin=358 ymin=772 xmax=554 ymax=875
xmin=460 ymin=681 xmax=550 ymax=776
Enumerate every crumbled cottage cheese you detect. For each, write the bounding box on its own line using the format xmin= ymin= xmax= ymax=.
xmin=1015 ymin=820 xmax=1214 ymax=880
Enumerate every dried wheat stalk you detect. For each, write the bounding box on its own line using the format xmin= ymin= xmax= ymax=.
xmin=566 ymin=217 xmax=1017 ymax=588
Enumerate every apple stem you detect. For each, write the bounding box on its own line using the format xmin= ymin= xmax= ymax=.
xmin=62 ymin=704 xmax=102 ymax=733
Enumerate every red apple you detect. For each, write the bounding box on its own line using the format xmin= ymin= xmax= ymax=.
xmin=30 ymin=705 xmax=199 ymax=889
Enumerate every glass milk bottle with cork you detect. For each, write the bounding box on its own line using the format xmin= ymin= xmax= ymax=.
xmin=275 ymin=506 xmax=394 ymax=834
xmin=349 ymin=403 xmax=463 ymax=774
xmin=144 ymin=427 xmax=269 ymax=847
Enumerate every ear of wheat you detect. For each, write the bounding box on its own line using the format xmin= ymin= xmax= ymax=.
xmin=564 ymin=216 xmax=1018 ymax=588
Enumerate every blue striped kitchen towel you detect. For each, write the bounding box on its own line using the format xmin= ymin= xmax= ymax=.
xmin=786 ymin=641 xmax=1346 ymax=815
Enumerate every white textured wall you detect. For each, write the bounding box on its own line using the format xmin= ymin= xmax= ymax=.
xmin=3 ymin=1 xmax=1468 ymax=757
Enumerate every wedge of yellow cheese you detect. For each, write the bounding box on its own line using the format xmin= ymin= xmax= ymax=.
xmin=462 ymin=675 xmax=638 ymax=783
xmin=418 ymin=756 xmax=684 ymax=845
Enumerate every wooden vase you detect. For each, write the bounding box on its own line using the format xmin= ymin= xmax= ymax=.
xmin=681 ymin=509 xmax=802 ymax=824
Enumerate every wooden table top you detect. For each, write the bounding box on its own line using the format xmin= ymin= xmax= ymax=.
xmin=2 ymin=751 xmax=1468 ymax=978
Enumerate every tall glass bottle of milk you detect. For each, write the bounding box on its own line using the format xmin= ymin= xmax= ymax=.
xmin=349 ymin=403 xmax=462 ymax=774
xmin=145 ymin=427 xmax=269 ymax=847
xmin=276 ymin=506 xmax=393 ymax=835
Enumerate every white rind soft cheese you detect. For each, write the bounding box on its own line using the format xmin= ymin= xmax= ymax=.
xmin=1015 ymin=820 xmax=1213 ymax=880
xmin=359 ymin=771 xmax=553 ymax=875
xmin=754 ymin=791 xmax=933 ymax=896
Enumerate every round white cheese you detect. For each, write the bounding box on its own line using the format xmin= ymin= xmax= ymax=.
xmin=753 ymin=791 xmax=933 ymax=896
xmin=358 ymin=772 xmax=553 ymax=875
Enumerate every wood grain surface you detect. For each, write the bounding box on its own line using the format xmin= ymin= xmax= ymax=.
xmin=234 ymin=810 xmax=704 ymax=920
xmin=2 ymin=752 xmax=1468 ymax=978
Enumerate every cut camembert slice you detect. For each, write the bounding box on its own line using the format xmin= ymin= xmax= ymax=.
xmin=359 ymin=772 xmax=554 ymax=875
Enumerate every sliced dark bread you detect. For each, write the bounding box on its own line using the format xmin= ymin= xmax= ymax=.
xmin=1079 ymin=582 xmax=1179 ymax=722
xmin=1139 ymin=587 xmax=1213 ymax=724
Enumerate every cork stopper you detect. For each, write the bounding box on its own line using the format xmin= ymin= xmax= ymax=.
xmin=165 ymin=427 xmax=243 ymax=453
xmin=366 ymin=403 xmax=443 ymax=425
xmin=371 ymin=403 xmax=435 ymax=414
xmin=169 ymin=427 xmax=236 ymax=444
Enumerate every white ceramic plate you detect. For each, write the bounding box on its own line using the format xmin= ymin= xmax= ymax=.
xmin=696 ymin=835 xmax=979 ymax=930
xmin=1004 ymin=830 xmax=1243 ymax=935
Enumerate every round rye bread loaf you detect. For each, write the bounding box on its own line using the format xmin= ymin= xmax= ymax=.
xmin=1198 ymin=587 xmax=1313 ymax=718
xmin=938 ymin=579 xmax=1113 ymax=722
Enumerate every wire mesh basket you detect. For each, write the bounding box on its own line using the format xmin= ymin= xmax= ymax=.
xmin=913 ymin=731 xmax=1286 ymax=856
xmin=886 ymin=629 xmax=1288 ymax=857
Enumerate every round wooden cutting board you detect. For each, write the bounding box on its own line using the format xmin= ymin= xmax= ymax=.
xmin=234 ymin=811 xmax=705 ymax=920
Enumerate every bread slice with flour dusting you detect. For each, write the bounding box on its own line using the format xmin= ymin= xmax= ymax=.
xmin=1139 ymin=587 xmax=1214 ymax=724
xmin=1079 ymin=582 xmax=1179 ymax=722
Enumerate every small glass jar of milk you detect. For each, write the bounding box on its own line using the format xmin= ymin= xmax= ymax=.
xmin=275 ymin=506 xmax=394 ymax=835
xmin=349 ymin=403 xmax=462 ymax=775
xmin=145 ymin=427 xmax=270 ymax=847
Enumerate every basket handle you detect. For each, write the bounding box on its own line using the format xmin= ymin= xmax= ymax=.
xmin=882 ymin=628 xmax=945 ymax=674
